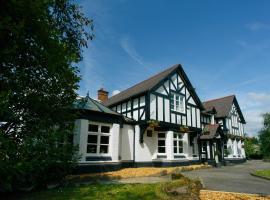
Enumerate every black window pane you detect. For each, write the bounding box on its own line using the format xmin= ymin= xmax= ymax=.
xmin=87 ymin=145 xmax=97 ymax=153
xmin=88 ymin=124 xmax=98 ymax=132
xmin=158 ymin=140 xmax=165 ymax=146
xmin=173 ymin=133 xmax=177 ymax=138
xmin=173 ymin=141 xmax=177 ymax=146
xmin=101 ymin=126 xmax=110 ymax=133
xmin=158 ymin=147 xmax=165 ymax=153
xmin=174 ymin=147 xmax=177 ymax=153
xmin=100 ymin=145 xmax=108 ymax=153
xmin=178 ymin=140 xmax=183 ymax=147
xmin=100 ymin=136 xmax=109 ymax=144
xmin=88 ymin=135 xmax=97 ymax=143
xmin=179 ymin=147 xmax=183 ymax=153
xmin=158 ymin=133 xmax=165 ymax=138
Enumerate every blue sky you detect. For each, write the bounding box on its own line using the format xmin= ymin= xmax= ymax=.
xmin=77 ymin=0 xmax=270 ymax=136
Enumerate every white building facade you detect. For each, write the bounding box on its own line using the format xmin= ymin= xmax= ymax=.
xmin=74 ymin=64 xmax=246 ymax=172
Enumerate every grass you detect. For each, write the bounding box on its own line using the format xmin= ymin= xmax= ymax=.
xmin=7 ymin=176 xmax=202 ymax=200
xmin=253 ymin=169 xmax=270 ymax=180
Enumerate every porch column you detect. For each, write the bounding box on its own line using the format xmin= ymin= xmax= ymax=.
xmin=166 ymin=131 xmax=174 ymax=160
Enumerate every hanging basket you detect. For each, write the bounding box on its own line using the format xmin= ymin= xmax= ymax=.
xmin=179 ymin=125 xmax=189 ymax=133
xmin=147 ymin=120 xmax=159 ymax=129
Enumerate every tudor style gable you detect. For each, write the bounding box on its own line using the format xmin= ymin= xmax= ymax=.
xmin=149 ymin=70 xmax=202 ymax=129
xmin=203 ymin=95 xmax=246 ymax=136
xmin=104 ymin=64 xmax=203 ymax=130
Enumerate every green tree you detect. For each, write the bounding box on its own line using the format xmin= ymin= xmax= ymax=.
xmin=0 ymin=0 xmax=93 ymax=192
xmin=244 ymin=137 xmax=260 ymax=159
xmin=259 ymin=113 xmax=270 ymax=159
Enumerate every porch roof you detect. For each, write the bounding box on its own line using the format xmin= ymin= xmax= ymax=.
xmin=200 ymin=124 xmax=221 ymax=140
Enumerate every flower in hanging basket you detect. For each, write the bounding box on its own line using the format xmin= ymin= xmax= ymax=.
xmin=241 ymin=144 xmax=245 ymax=148
xmin=180 ymin=125 xmax=189 ymax=133
xmin=147 ymin=120 xmax=159 ymax=128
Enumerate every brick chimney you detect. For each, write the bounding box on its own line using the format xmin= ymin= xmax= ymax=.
xmin=98 ymin=88 xmax=109 ymax=102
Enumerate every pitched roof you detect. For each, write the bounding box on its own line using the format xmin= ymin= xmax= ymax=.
xmin=203 ymin=95 xmax=246 ymax=123
xmin=103 ymin=64 xmax=203 ymax=109
xmin=200 ymin=124 xmax=221 ymax=140
xmin=74 ymin=95 xmax=121 ymax=116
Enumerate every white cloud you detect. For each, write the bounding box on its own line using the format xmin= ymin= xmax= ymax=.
xmin=246 ymin=22 xmax=270 ymax=31
xmin=239 ymin=92 xmax=270 ymax=137
xmin=120 ymin=36 xmax=146 ymax=67
xmin=112 ymin=89 xmax=121 ymax=96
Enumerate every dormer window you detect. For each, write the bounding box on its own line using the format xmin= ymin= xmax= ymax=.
xmin=170 ymin=93 xmax=185 ymax=113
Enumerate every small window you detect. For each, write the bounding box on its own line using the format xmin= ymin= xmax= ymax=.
xmin=101 ymin=126 xmax=110 ymax=133
xmin=170 ymin=93 xmax=185 ymax=113
xmin=88 ymin=124 xmax=98 ymax=132
xmin=147 ymin=130 xmax=152 ymax=137
xmin=158 ymin=132 xmax=166 ymax=154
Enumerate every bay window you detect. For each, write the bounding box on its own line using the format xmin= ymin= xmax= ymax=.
xmin=87 ymin=123 xmax=110 ymax=155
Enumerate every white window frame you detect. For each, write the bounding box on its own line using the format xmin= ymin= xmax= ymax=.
xmin=87 ymin=122 xmax=111 ymax=156
xmin=173 ymin=132 xmax=184 ymax=155
xmin=170 ymin=93 xmax=185 ymax=113
xmin=157 ymin=132 xmax=166 ymax=155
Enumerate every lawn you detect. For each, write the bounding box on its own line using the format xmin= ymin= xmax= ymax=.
xmin=253 ymin=169 xmax=270 ymax=180
xmin=9 ymin=176 xmax=202 ymax=200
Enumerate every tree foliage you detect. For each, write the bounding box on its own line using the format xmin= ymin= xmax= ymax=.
xmin=0 ymin=0 xmax=93 ymax=192
xmin=259 ymin=113 xmax=270 ymax=159
xmin=244 ymin=137 xmax=261 ymax=159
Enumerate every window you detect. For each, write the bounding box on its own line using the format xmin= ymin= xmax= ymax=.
xmin=173 ymin=133 xmax=183 ymax=154
xmin=87 ymin=123 xmax=110 ymax=154
xmin=158 ymin=132 xmax=166 ymax=154
xmin=170 ymin=93 xmax=185 ymax=113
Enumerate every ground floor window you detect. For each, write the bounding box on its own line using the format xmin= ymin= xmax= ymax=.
xmin=87 ymin=123 xmax=110 ymax=154
xmin=173 ymin=133 xmax=183 ymax=154
xmin=158 ymin=132 xmax=166 ymax=154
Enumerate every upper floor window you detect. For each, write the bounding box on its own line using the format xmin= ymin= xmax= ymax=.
xmin=87 ymin=123 xmax=110 ymax=155
xmin=170 ymin=93 xmax=185 ymax=113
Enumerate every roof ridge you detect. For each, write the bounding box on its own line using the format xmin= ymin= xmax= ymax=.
xmin=204 ymin=94 xmax=235 ymax=103
xmin=106 ymin=64 xmax=179 ymax=101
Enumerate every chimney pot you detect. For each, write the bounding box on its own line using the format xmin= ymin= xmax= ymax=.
xmin=98 ymin=88 xmax=109 ymax=102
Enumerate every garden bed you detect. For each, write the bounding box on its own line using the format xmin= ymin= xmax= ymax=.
xmin=200 ymin=190 xmax=270 ymax=200
xmin=67 ymin=164 xmax=211 ymax=183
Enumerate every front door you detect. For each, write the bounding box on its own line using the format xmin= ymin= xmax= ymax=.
xmin=201 ymin=141 xmax=208 ymax=162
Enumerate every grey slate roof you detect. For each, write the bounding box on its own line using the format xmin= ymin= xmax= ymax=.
xmin=74 ymin=95 xmax=121 ymax=116
xmin=203 ymin=95 xmax=246 ymax=123
xmin=103 ymin=64 xmax=204 ymax=109
xmin=200 ymin=124 xmax=221 ymax=140
xmin=74 ymin=95 xmax=136 ymax=124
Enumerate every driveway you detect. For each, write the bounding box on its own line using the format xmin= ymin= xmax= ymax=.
xmin=182 ymin=160 xmax=270 ymax=195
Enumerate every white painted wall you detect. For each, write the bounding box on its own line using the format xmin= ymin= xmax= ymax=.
xmin=134 ymin=125 xmax=157 ymax=162
xmin=110 ymin=123 xmax=120 ymax=161
xmin=120 ymin=124 xmax=134 ymax=161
